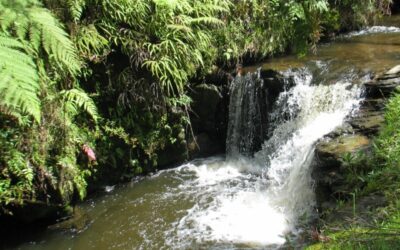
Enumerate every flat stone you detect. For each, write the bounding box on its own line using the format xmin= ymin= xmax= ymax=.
xmin=350 ymin=111 xmax=385 ymax=135
xmin=317 ymin=135 xmax=370 ymax=159
xmin=385 ymin=65 xmax=400 ymax=75
xmin=365 ymin=77 xmax=400 ymax=97
xmin=315 ymin=134 xmax=371 ymax=169
xmin=325 ymin=123 xmax=354 ymax=138
xmin=359 ymin=98 xmax=386 ymax=111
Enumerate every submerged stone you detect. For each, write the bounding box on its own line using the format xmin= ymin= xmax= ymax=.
xmin=48 ymin=207 xmax=90 ymax=233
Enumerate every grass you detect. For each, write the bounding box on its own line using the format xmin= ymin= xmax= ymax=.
xmin=306 ymin=93 xmax=400 ymax=249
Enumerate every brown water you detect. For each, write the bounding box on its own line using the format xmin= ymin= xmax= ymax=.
xmin=248 ymin=25 xmax=400 ymax=73
xmin=12 ymin=20 xmax=400 ymax=250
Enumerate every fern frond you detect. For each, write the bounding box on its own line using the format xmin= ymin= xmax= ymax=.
xmin=60 ymin=88 xmax=100 ymax=122
xmin=0 ymin=1 xmax=82 ymax=76
xmin=67 ymin=0 xmax=86 ymax=22
xmin=29 ymin=8 xmax=82 ymax=75
xmin=190 ymin=17 xmax=224 ymax=26
xmin=0 ymin=35 xmax=41 ymax=122
xmin=75 ymin=24 xmax=108 ymax=58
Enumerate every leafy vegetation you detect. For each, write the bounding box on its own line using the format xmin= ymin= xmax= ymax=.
xmin=0 ymin=0 xmax=391 ymax=217
xmin=307 ymin=92 xmax=400 ymax=249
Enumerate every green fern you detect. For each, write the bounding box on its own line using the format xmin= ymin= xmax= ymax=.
xmin=60 ymin=88 xmax=100 ymax=122
xmin=0 ymin=0 xmax=81 ymax=73
xmin=67 ymin=0 xmax=86 ymax=22
xmin=0 ymin=35 xmax=41 ymax=122
xmin=0 ymin=0 xmax=83 ymax=123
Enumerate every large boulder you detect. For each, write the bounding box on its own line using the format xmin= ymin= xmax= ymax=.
xmin=313 ymin=134 xmax=371 ymax=208
xmin=349 ymin=110 xmax=385 ymax=135
xmin=157 ymin=126 xmax=189 ymax=168
xmin=190 ymin=84 xmax=223 ymax=134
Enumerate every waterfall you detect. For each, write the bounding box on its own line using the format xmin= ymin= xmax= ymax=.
xmin=183 ymin=63 xmax=362 ymax=245
xmin=226 ymin=72 xmax=269 ymax=156
xmin=254 ymin=66 xmax=363 ymax=225
xmin=164 ymin=64 xmax=364 ymax=248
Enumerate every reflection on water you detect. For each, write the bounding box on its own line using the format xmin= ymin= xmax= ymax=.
xmin=247 ymin=25 xmax=400 ymax=73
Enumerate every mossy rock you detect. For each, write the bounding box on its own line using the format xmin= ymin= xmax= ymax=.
xmin=349 ymin=112 xmax=385 ymax=135
xmin=316 ymin=135 xmax=370 ymax=166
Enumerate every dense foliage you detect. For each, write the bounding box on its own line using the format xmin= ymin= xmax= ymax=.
xmin=0 ymin=0 xmax=391 ymax=216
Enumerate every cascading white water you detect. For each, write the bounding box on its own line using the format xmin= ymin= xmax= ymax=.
xmin=342 ymin=26 xmax=400 ymax=38
xmin=163 ymin=64 xmax=363 ymax=248
xmin=255 ymin=67 xmax=363 ymax=228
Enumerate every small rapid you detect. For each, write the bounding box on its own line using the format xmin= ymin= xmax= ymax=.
xmin=15 ymin=22 xmax=400 ymax=250
xmin=167 ymin=64 xmax=363 ymax=248
xmin=342 ymin=25 xmax=400 ymax=38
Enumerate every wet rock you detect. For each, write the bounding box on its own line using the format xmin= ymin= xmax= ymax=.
xmin=385 ymin=65 xmax=400 ymax=75
xmin=315 ymin=134 xmax=370 ymax=168
xmin=325 ymin=193 xmax=388 ymax=224
xmin=48 ymin=207 xmax=90 ymax=233
xmin=324 ymin=123 xmax=354 ymax=139
xmin=350 ymin=111 xmax=385 ymax=135
xmin=365 ymin=67 xmax=400 ymax=97
xmin=191 ymin=83 xmax=223 ymax=133
xmin=313 ymin=135 xmax=371 ymax=207
xmin=259 ymin=69 xmax=286 ymax=96
xmin=187 ymin=133 xmax=223 ymax=158
xmin=359 ymin=98 xmax=386 ymax=111
xmin=189 ymin=83 xmax=228 ymax=152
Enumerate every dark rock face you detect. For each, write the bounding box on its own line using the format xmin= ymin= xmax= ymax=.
xmin=364 ymin=67 xmax=400 ymax=98
xmin=157 ymin=125 xmax=189 ymax=168
xmin=313 ymin=65 xmax=400 ymax=210
xmin=187 ymin=133 xmax=223 ymax=158
xmin=189 ymin=68 xmax=286 ymax=158
xmin=191 ymin=84 xmax=224 ymax=136
xmin=189 ymin=83 xmax=228 ymax=158
xmin=226 ymin=69 xmax=287 ymax=156
xmin=324 ymin=193 xmax=388 ymax=224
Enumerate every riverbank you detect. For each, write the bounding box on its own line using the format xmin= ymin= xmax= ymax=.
xmin=305 ymin=65 xmax=400 ymax=249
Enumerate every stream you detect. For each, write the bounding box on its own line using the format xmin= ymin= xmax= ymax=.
xmin=14 ymin=21 xmax=400 ymax=250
